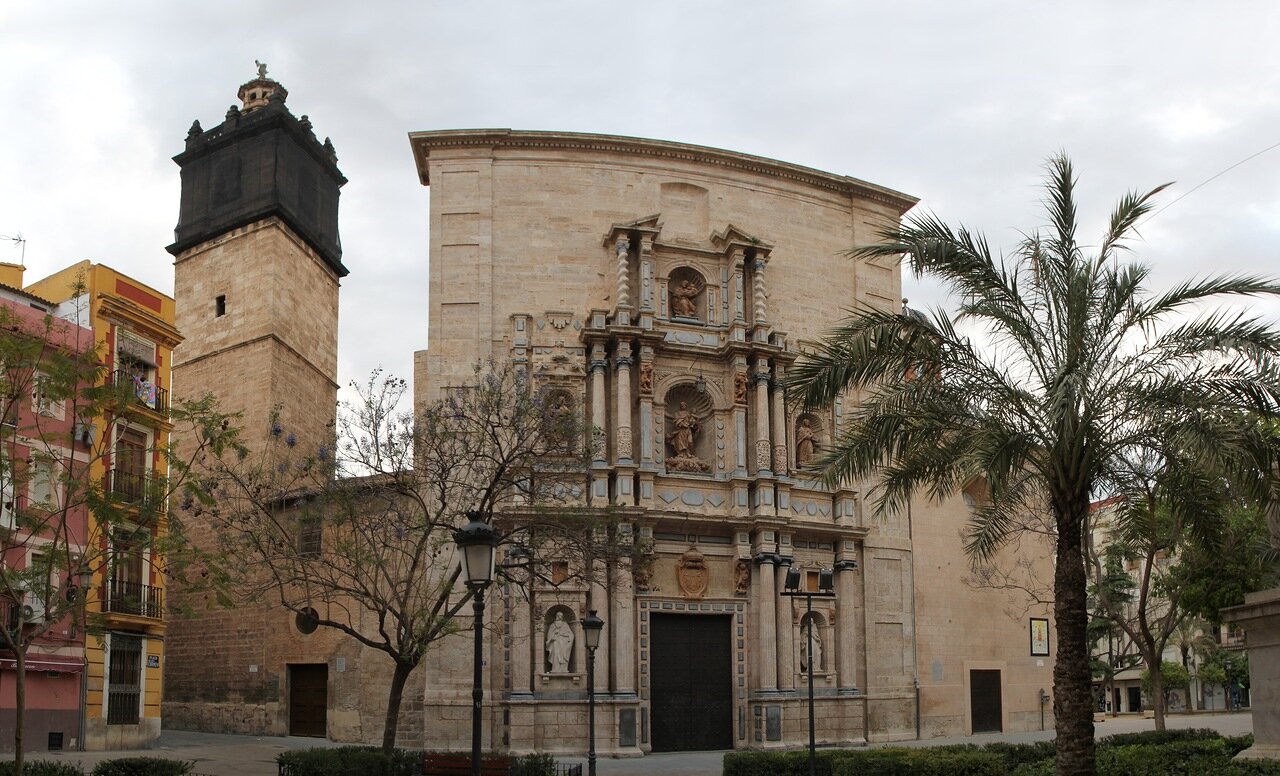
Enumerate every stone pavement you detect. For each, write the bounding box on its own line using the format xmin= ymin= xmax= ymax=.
xmin=15 ymin=711 xmax=1254 ymax=776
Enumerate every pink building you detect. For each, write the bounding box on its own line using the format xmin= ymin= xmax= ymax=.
xmin=0 ymin=268 xmax=91 ymax=753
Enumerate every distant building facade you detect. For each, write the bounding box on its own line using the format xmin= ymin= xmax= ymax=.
xmin=162 ymin=74 xmax=1056 ymax=752
xmin=26 ymin=261 xmax=181 ymax=749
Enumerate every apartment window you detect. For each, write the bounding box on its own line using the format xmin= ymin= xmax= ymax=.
xmin=0 ymin=453 xmax=14 ymax=530
xmin=111 ymin=427 xmax=149 ymax=503
xmin=106 ymin=634 xmax=143 ymax=725
xmin=28 ymin=457 xmax=58 ymax=508
xmin=115 ymin=331 xmax=160 ymax=411
xmin=32 ymin=373 xmax=64 ymax=419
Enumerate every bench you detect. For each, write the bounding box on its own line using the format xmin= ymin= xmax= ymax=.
xmin=422 ymin=753 xmax=514 ymax=776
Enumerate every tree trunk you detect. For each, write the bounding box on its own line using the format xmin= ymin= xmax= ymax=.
xmin=1053 ymin=497 xmax=1096 ymax=776
xmin=14 ymin=650 xmax=24 ymax=775
xmin=1150 ymin=664 xmax=1166 ymax=731
xmin=382 ymin=660 xmax=415 ymax=753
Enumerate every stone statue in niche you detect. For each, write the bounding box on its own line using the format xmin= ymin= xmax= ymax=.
xmin=734 ymin=559 xmax=751 ymax=595
xmin=795 ymin=418 xmax=816 ymax=467
xmin=670 ymin=277 xmax=705 ymax=319
xmin=546 ymin=612 xmax=574 ymax=673
xmin=638 ymin=363 xmax=653 ymax=395
xmin=665 ymin=401 xmax=711 ymax=473
xmin=800 ymin=618 xmax=824 ymax=672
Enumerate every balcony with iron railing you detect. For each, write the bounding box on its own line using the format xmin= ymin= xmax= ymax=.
xmin=101 ymin=578 xmax=163 ymax=620
xmin=110 ymin=370 xmax=168 ymax=416
xmin=106 ymin=469 xmax=152 ymax=506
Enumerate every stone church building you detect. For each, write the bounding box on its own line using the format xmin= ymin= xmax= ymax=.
xmin=163 ymin=73 xmax=1056 ymax=753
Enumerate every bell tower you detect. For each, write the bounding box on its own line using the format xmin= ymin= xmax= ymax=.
xmin=167 ymin=63 xmax=347 ymax=457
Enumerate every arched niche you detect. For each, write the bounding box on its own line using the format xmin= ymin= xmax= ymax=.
xmin=794 ymin=412 xmax=825 ymax=470
xmin=662 ymin=384 xmax=714 ymax=474
xmin=542 ymin=388 xmax=578 ymax=453
xmin=798 ymin=610 xmax=828 ymax=673
xmin=543 ymin=605 xmax=577 ymax=674
xmin=667 ymin=266 xmax=708 ymax=323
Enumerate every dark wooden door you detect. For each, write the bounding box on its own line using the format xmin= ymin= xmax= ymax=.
xmin=970 ymin=669 xmax=1003 ymax=733
xmin=289 ymin=663 xmax=328 ymax=737
xmin=1128 ymin=686 xmax=1143 ymax=713
xmin=650 ymin=614 xmax=732 ymax=752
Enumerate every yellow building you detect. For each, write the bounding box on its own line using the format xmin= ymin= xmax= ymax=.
xmin=25 ymin=261 xmax=181 ymax=750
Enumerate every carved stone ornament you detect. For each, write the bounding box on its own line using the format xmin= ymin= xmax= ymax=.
xmin=665 ymin=401 xmax=711 ymax=473
xmin=677 ymin=547 xmax=710 ymax=599
xmin=733 ymin=372 xmax=748 ymax=405
xmin=639 ymin=363 xmax=654 ymax=395
xmin=734 ymin=558 xmax=751 ymax=595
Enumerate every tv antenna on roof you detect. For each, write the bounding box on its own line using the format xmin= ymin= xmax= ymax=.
xmin=0 ymin=233 xmax=25 ymax=266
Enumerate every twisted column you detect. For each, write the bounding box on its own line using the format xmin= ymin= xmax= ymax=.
xmin=616 ymin=236 xmax=632 ymax=312
xmin=752 ymin=256 xmax=768 ymax=324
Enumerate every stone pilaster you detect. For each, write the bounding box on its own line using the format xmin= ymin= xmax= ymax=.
xmin=754 ymin=553 xmax=778 ymax=693
xmin=835 ymin=556 xmax=860 ymax=695
xmin=1224 ymin=588 xmax=1280 ymax=759
xmin=753 ymin=357 xmax=772 ymax=476
xmin=770 ymin=365 xmax=788 ymax=476
xmin=775 ymin=554 xmax=796 ymax=691
xmin=589 ymin=344 xmax=608 ymax=465
xmin=612 ymin=532 xmax=637 ymax=696
xmin=614 ymin=342 xmax=633 ymax=464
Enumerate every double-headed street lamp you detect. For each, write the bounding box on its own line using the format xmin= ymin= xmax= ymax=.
xmin=782 ymin=566 xmax=836 ymax=776
xmin=581 ymin=609 xmax=604 ymax=776
xmin=454 ymin=512 xmax=499 ymax=776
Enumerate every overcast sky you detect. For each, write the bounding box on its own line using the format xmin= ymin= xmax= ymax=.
xmin=3 ymin=2 xmax=1280 ymax=403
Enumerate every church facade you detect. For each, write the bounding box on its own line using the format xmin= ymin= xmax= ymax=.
xmin=407 ymin=130 xmax=1057 ymax=751
xmin=162 ymin=74 xmax=1056 ymax=753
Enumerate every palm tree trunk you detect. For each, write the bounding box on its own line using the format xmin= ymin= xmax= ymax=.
xmin=381 ymin=661 xmax=414 ymax=753
xmin=1053 ymin=497 xmax=1096 ymax=776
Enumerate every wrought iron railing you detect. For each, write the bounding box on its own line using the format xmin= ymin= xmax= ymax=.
xmin=106 ymin=469 xmax=151 ymax=505
xmin=102 ymin=578 xmax=164 ymax=619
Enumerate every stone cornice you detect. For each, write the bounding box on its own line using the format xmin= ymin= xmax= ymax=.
xmin=409 ymin=129 xmax=918 ymax=214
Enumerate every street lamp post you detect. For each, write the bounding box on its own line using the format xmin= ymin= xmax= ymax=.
xmin=454 ymin=512 xmax=499 ymax=776
xmin=782 ymin=567 xmax=835 ymax=776
xmin=581 ymin=609 xmax=604 ymax=776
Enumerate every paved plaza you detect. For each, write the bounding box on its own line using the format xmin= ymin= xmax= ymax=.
xmin=6 ymin=711 xmax=1254 ymax=776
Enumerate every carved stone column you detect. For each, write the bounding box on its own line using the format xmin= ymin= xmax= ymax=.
xmin=615 ymin=341 xmax=633 ymax=465
xmin=753 ymin=357 xmax=772 ymax=476
xmin=639 ymin=235 xmax=654 ymax=314
xmin=732 ymin=357 xmax=749 ymax=476
xmin=752 ymin=255 xmax=769 ymax=325
xmin=754 ymin=554 xmax=778 ymax=692
xmin=770 ymin=365 xmax=787 ymax=476
xmin=835 ymin=559 xmax=860 ymax=694
xmin=638 ymin=347 xmax=654 ymax=465
xmin=614 ymin=235 xmax=632 ymax=325
xmin=775 ymin=555 xmax=795 ymax=691
xmin=612 ymin=530 xmax=637 ymax=696
xmin=590 ymin=344 xmax=608 ymax=466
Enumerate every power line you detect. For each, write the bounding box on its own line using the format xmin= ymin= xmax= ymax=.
xmin=1141 ymin=138 xmax=1280 ymax=226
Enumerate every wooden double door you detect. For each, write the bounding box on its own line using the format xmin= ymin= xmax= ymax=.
xmin=649 ymin=614 xmax=733 ymax=752
xmin=289 ymin=664 xmax=328 ymax=737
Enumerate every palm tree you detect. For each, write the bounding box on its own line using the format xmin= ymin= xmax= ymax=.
xmin=1170 ymin=617 xmax=1216 ymax=712
xmin=787 ymin=155 xmax=1280 ymax=775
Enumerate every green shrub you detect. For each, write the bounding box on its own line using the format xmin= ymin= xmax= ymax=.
xmin=511 ymin=753 xmax=559 ymax=776
xmin=277 ymin=746 xmax=418 ymax=776
xmin=722 ymin=749 xmax=852 ymax=776
xmin=91 ymin=760 xmax=193 ymax=776
xmin=979 ymin=740 xmax=1055 ymax=767
xmin=1098 ymin=727 xmax=1222 ymax=747
xmin=0 ymin=763 xmax=84 ymax=776
xmin=830 ymin=748 xmax=1006 ymax=776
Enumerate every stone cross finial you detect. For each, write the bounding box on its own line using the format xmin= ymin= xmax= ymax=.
xmin=255 ymin=60 xmax=268 ymax=79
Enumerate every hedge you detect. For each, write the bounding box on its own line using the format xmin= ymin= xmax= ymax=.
xmin=0 ymin=763 xmax=84 ymax=776
xmin=277 ymin=746 xmax=418 ymax=776
xmin=91 ymin=759 xmax=194 ymax=776
xmin=723 ymin=733 xmax=1280 ymax=776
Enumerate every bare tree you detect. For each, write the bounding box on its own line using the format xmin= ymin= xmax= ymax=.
xmin=174 ymin=361 xmax=621 ymax=751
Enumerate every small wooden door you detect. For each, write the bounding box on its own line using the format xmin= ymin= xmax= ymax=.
xmin=970 ymin=669 xmax=1003 ymax=733
xmin=289 ymin=663 xmax=328 ymax=737
xmin=1128 ymin=686 xmax=1143 ymax=713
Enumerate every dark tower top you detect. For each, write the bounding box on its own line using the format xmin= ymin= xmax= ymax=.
xmin=167 ymin=66 xmax=348 ymax=276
